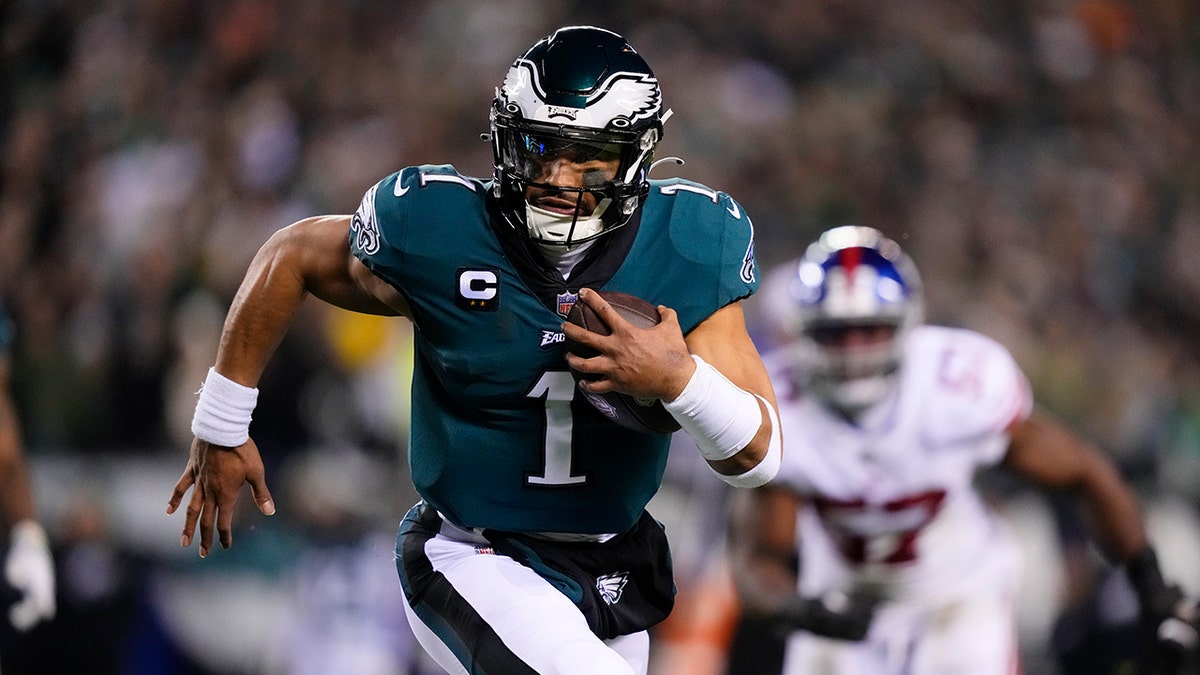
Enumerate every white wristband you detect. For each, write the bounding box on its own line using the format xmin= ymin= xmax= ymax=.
xmin=663 ymin=355 xmax=762 ymax=462
xmin=718 ymin=395 xmax=782 ymax=488
xmin=191 ymin=367 xmax=259 ymax=447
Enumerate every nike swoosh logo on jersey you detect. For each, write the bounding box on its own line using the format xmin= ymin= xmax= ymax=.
xmin=727 ymin=201 xmax=740 ymax=218
xmin=394 ymin=181 xmax=409 ymax=197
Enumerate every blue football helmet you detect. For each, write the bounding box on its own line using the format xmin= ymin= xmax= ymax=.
xmin=778 ymin=226 xmax=924 ymax=414
xmin=490 ymin=26 xmax=665 ymax=248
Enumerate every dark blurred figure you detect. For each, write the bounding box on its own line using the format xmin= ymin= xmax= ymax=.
xmin=31 ymin=497 xmax=142 ymax=675
xmin=0 ymin=309 xmax=56 ymax=671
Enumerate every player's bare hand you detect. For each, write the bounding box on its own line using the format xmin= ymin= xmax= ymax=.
xmin=563 ymin=288 xmax=694 ymax=400
xmin=167 ymin=437 xmax=275 ymax=557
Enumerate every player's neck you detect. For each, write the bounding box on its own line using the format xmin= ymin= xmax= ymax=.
xmin=535 ymin=239 xmax=597 ymax=281
xmin=828 ymin=382 xmax=900 ymax=428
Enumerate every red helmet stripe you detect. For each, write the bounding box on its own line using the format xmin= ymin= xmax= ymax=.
xmin=838 ymin=246 xmax=863 ymax=286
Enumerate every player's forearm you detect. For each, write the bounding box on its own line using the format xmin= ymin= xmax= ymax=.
xmin=189 ymin=238 xmax=303 ymax=447
xmin=705 ymin=396 xmax=774 ymax=473
xmin=195 ymin=217 xmax=395 ymax=447
xmin=0 ymin=459 xmax=35 ymax=526
xmin=0 ymin=403 xmax=36 ymax=525
xmin=1007 ymin=410 xmax=1148 ymax=561
xmin=735 ymin=559 xmax=800 ymax=617
xmin=727 ymin=488 xmax=800 ymax=616
xmin=1081 ymin=456 xmax=1148 ymax=562
xmin=675 ymin=306 xmax=782 ymax=485
xmin=664 ymin=361 xmax=782 ymax=487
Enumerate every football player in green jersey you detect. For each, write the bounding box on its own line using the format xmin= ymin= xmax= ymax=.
xmin=167 ymin=26 xmax=782 ymax=674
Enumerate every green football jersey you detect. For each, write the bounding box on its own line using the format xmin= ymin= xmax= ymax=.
xmin=350 ymin=165 xmax=759 ymax=534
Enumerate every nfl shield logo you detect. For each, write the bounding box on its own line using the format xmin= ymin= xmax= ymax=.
xmin=557 ymin=291 xmax=578 ymax=317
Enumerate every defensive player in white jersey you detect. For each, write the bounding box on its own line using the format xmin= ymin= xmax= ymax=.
xmin=729 ymin=226 xmax=1197 ymax=674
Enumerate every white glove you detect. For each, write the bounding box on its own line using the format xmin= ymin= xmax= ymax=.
xmin=5 ymin=520 xmax=55 ymax=631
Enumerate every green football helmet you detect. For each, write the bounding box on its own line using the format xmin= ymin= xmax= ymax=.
xmin=490 ymin=26 xmax=666 ymax=248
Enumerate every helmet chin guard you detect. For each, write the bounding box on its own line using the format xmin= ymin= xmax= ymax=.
xmin=489 ymin=26 xmax=665 ymax=246
xmin=525 ymin=199 xmax=611 ymax=250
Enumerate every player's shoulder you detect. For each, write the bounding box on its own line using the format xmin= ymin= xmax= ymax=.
xmin=351 ymin=164 xmax=490 ymax=261
xmin=647 ymin=177 xmax=745 ymax=215
xmin=643 ymin=176 xmax=754 ymax=263
xmin=364 ymin=164 xmax=488 ymax=223
xmin=379 ymin=164 xmax=488 ymax=198
xmin=903 ymin=324 xmax=1032 ymax=441
xmin=904 ymin=325 xmax=1022 ymax=384
xmin=906 ymin=324 xmax=1015 ymax=363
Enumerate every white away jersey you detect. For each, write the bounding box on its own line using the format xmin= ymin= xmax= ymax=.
xmin=768 ymin=325 xmax=1034 ymax=604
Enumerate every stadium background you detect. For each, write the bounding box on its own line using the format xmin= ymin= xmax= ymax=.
xmin=1 ymin=1 xmax=1199 ymax=673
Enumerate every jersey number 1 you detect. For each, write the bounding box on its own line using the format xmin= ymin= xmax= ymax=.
xmin=526 ymin=371 xmax=587 ymax=486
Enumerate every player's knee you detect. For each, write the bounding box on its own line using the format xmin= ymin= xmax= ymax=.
xmin=549 ymin=638 xmax=636 ymax=675
xmin=526 ymin=620 xmax=638 ymax=674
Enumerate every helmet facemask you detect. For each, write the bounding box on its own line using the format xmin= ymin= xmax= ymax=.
xmin=793 ymin=320 xmax=906 ymax=415
xmin=492 ymin=118 xmax=657 ymax=249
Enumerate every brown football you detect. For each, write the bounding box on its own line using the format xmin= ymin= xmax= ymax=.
xmin=565 ymin=290 xmax=682 ymax=434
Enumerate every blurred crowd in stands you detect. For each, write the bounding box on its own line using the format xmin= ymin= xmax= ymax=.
xmin=1 ymin=0 xmax=1198 ymax=673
